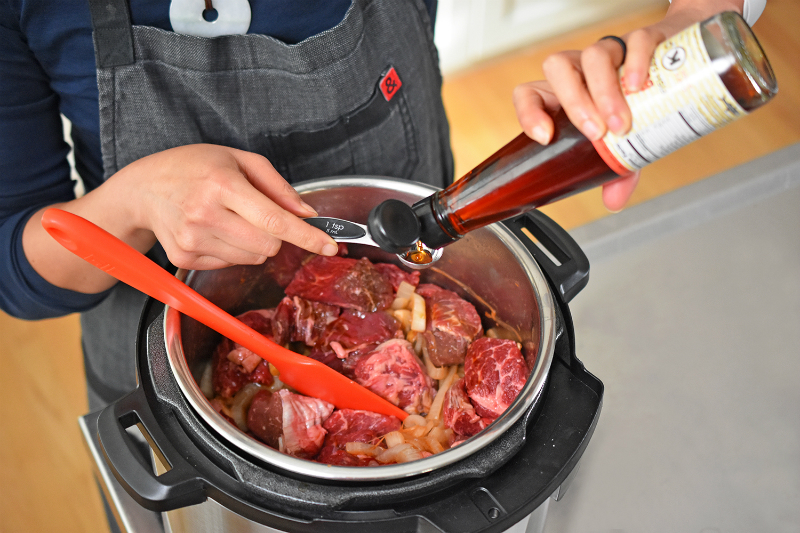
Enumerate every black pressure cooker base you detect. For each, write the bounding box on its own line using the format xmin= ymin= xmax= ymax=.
xmin=105 ymin=296 xmax=600 ymax=533
xmin=98 ymin=211 xmax=603 ymax=533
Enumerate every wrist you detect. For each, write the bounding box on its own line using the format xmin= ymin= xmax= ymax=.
xmin=667 ymin=0 xmax=765 ymax=26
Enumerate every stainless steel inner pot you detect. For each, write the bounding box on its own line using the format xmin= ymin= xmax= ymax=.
xmin=163 ymin=176 xmax=557 ymax=481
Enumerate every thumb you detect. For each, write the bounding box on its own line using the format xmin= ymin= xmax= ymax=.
xmin=602 ymin=171 xmax=640 ymax=212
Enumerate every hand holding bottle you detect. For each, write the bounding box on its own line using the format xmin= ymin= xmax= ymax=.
xmin=512 ymin=0 xmax=750 ymax=211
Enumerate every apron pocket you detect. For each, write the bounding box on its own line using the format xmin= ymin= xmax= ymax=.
xmin=262 ymin=87 xmax=419 ymax=183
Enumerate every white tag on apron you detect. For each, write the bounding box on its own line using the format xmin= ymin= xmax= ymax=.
xmin=170 ymin=0 xmax=251 ymax=37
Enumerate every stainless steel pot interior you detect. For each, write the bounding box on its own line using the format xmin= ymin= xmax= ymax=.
xmin=163 ymin=176 xmax=556 ymax=481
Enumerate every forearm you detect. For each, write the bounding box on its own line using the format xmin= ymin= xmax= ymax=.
xmin=21 ymin=176 xmax=156 ymax=295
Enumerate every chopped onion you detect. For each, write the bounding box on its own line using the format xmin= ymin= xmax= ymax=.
xmin=268 ymin=376 xmax=284 ymax=393
xmin=330 ymin=341 xmax=348 ymax=359
xmin=404 ymin=436 xmax=427 ymax=450
xmin=396 ymin=281 xmax=415 ymax=301
xmin=210 ymin=397 xmax=232 ymax=419
xmin=384 ymin=431 xmax=405 ymax=448
xmin=230 ymin=383 xmax=264 ymax=432
xmin=345 ymin=442 xmax=383 ymax=457
xmin=485 ymin=327 xmax=519 ymax=341
xmin=409 ymin=425 xmax=428 ymax=438
xmin=422 ymin=345 xmax=448 ymax=380
xmin=268 ymin=363 xmax=280 ymax=376
xmin=376 ymin=443 xmax=422 ymax=464
xmin=427 ymin=365 xmax=459 ymax=421
xmin=393 ymin=309 xmax=412 ymax=331
xmin=395 ymin=445 xmax=423 ymax=464
xmin=391 ymin=297 xmax=409 ymax=310
xmin=412 ymin=333 xmax=425 ymax=355
xmin=423 ymin=435 xmax=445 ymax=454
xmin=403 ymin=414 xmax=427 ymax=428
xmin=428 ymin=426 xmax=450 ymax=446
xmin=199 ymin=362 xmax=214 ymax=399
xmin=410 ymin=293 xmax=426 ymax=332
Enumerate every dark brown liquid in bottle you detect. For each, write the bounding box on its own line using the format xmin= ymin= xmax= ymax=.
xmin=433 ymin=112 xmax=618 ymax=238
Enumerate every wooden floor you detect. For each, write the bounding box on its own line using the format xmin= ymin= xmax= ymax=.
xmin=1 ymin=2 xmax=798 ymax=532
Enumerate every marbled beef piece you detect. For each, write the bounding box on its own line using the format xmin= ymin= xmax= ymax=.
xmin=443 ymin=378 xmax=493 ymax=438
xmin=463 ymin=337 xmax=528 ymax=419
xmin=373 ymin=263 xmax=420 ymax=291
xmin=316 ymin=409 xmax=402 ymax=466
xmin=272 ymin=296 xmax=340 ymax=347
xmin=354 ymin=339 xmax=435 ymax=416
xmin=212 ymin=310 xmax=275 ymax=398
xmin=416 ymin=284 xmax=483 ymax=367
xmin=308 ymin=310 xmax=403 ymax=377
xmin=246 ymin=389 xmax=334 ymax=459
xmin=284 ymin=256 xmax=394 ymax=313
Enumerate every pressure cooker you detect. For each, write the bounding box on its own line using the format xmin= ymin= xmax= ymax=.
xmin=95 ymin=176 xmax=603 ymax=533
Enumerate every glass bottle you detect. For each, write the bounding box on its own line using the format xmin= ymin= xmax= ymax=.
xmin=411 ymin=11 xmax=778 ymax=250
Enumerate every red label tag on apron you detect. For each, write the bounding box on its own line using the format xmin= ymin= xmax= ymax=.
xmin=379 ymin=67 xmax=402 ymax=102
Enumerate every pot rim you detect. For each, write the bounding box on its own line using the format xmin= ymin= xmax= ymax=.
xmin=164 ymin=176 xmax=557 ymax=481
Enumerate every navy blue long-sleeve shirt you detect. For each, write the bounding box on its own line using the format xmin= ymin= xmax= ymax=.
xmin=0 ymin=0 xmax=437 ymax=319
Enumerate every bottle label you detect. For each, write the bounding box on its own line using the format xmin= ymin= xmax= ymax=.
xmin=594 ymin=21 xmax=747 ymax=175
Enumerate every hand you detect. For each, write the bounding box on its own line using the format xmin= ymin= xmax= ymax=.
xmin=513 ymin=0 xmax=744 ymax=211
xmin=112 ymin=144 xmax=338 ymax=271
xmin=513 ymin=79 xmax=640 ymax=212
xmin=24 ymin=144 xmax=338 ymax=293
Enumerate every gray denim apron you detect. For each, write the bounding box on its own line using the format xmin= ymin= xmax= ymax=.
xmin=80 ymin=0 xmax=454 ymax=414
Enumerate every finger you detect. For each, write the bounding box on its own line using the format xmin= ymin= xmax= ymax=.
xmin=231 ymin=149 xmax=319 ymax=217
xmin=178 ymin=255 xmax=238 ymax=271
xmin=601 ymin=171 xmax=640 ymax=212
xmin=219 ymin=172 xmax=339 ymax=257
xmin=621 ymin=28 xmax=662 ymax=94
xmin=513 ymin=81 xmax=562 ymax=144
xmin=161 ymin=222 xmax=274 ymax=269
xmin=542 ymin=51 xmax=605 ymax=141
xmin=583 ymin=38 xmax=630 ymax=135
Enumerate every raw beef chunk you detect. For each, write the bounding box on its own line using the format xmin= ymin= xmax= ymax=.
xmin=373 ymin=263 xmax=420 ymax=291
xmin=443 ymin=378 xmax=493 ymax=438
xmin=309 ymin=310 xmax=403 ymax=376
xmin=416 ymin=284 xmax=483 ymax=366
xmin=284 ymin=256 xmax=393 ymax=313
xmin=354 ymin=339 xmax=435 ymax=415
xmin=463 ymin=337 xmax=528 ymax=419
xmin=246 ymin=389 xmax=334 ymax=458
xmin=212 ymin=310 xmax=275 ymax=398
xmin=272 ymin=296 xmax=340 ymax=347
xmin=316 ymin=409 xmax=402 ymax=466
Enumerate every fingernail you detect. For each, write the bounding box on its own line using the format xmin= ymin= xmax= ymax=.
xmin=300 ymin=201 xmax=318 ymax=216
xmin=607 ymin=115 xmax=625 ymax=135
xmin=581 ymin=119 xmax=602 ymax=141
xmin=531 ymin=126 xmax=549 ymax=145
xmin=624 ymin=73 xmax=641 ymax=91
xmin=321 ymin=243 xmax=339 ymax=256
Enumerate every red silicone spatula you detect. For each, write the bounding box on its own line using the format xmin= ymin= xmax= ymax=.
xmin=41 ymin=208 xmax=407 ymax=420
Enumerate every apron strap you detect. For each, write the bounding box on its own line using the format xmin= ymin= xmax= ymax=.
xmin=87 ymin=0 xmax=135 ymax=67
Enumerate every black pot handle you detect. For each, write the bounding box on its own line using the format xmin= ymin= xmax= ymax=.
xmin=97 ymin=386 xmax=208 ymax=512
xmin=503 ymin=211 xmax=589 ymax=304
